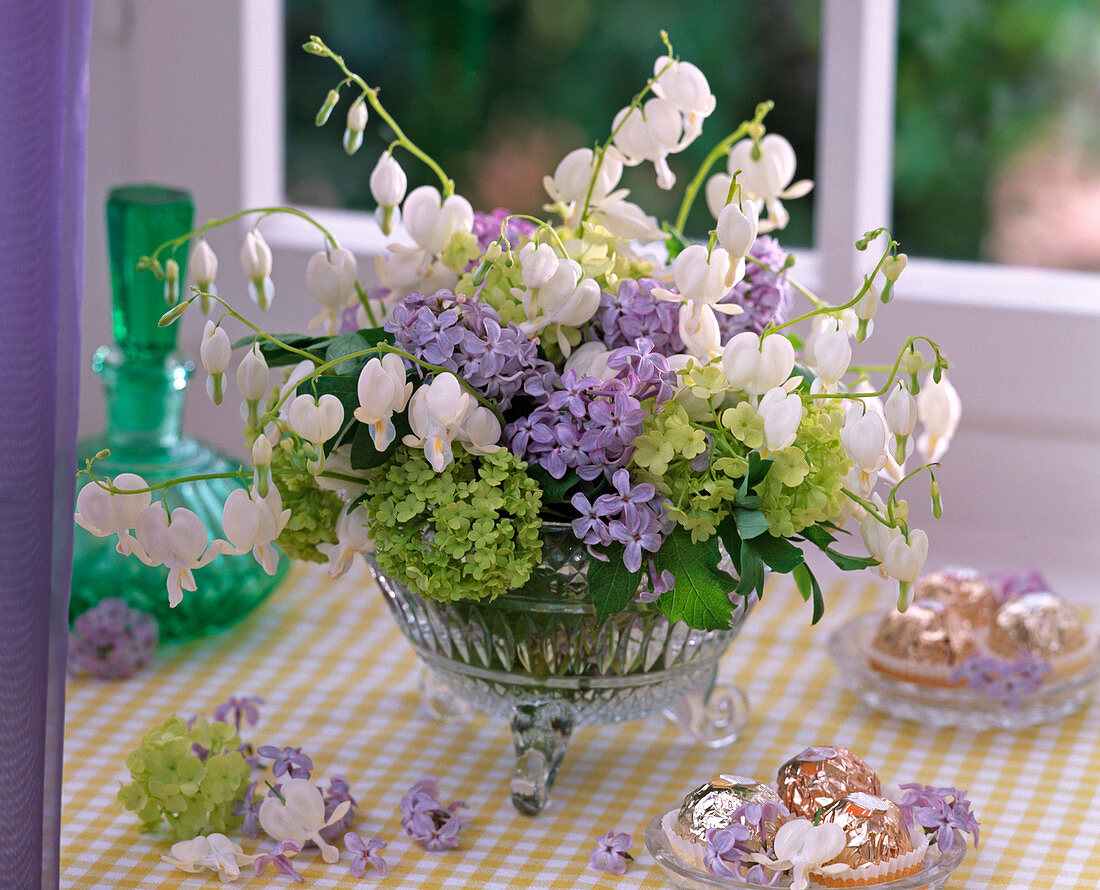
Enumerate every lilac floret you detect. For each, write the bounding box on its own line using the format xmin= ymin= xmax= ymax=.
xmin=588 ymin=830 xmax=634 ymax=875
xmin=897 ymin=784 xmax=981 ymax=851
xmin=472 ymin=208 xmax=536 ymax=252
xmin=702 ymin=823 xmax=753 ymax=877
xmin=256 ymin=745 xmax=314 ymax=779
xmin=597 ymin=278 xmax=684 ymax=354
xmin=399 ymin=775 xmax=470 ymax=851
xmin=950 ymin=653 xmax=1051 ymax=709
xmin=67 ymin=598 xmax=158 ymax=680
xmin=386 ymin=289 xmax=553 ymax=410
xmin=318 ymin=774 xmax=359 ymax=843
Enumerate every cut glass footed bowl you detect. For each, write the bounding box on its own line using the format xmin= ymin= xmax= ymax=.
xmin=369 ymin=523 xmax=753 ymax=814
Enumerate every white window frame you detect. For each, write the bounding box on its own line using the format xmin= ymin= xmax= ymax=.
xmin=84 ymin=0 xmax=1100 ymax=594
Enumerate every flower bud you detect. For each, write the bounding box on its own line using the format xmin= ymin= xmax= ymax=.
xmin=251 ymin=433 xmax=273 ymax=497
xmin=369 ymin=153 xmax=408 ymax=209
xmin=200 ymin=320 xmax=232 ymax=375
xmin=854 ymin=284 xmax=879 ymax=321
xmin=164 ymin=258 xmax=180 ymax=306
xmin=189 ymin=238 xmax=218 ymax=312
xmin=884 ymin=382 xmax=917 ymax=437
xmin=716 ymin=201 xmax=758 ymax=258
xmin=315 ymin=89 xmax=339 ymax=126
xmin=236 ymin=343 xmax=270 ymax=402
xmin=343 ymin=98 xmax=368 ymax=156
xmin=158 ymin=298 xmax=191 ymax=327
xmin=240 ymin=229 xmax=274 ymax=310
xmin=930 ymin=475 xmax=943 ymax=519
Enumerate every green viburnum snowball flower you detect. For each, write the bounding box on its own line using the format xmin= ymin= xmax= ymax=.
xmin=363 ymin=445 xmax=543 ymax=603
xmin=270 ymin=440 xmax=342 ymax=562
xmin=117 ymin=715 xmax=251 ymax=839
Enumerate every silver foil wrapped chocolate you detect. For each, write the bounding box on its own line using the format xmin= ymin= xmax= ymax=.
xmin=675 ymin=774 xmax=782 ymax=846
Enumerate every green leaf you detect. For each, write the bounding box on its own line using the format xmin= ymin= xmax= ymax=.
xmin=737 ymin=540 xmax=766 ymax=598
xmin=234 ymin=333 xmax=331 ymax=367
xmin=323 ymin=328 xmax=392 ymax=375
xmin=747 ymin=533 xmax=805 ymax=574
xmin=732 ymin=507 xmax=769 ymax=539
xmin=716 ymin=515 xmax=742 ymax=576
xmin=800 ymin=524 xmax=879 ymax=571
xmin=744 ymin=450 xmax=773 ymax=490
xmin=587 ymin=545 xmax=642 ymax=624
xmin=526 ymin=464 xmax=584 ymax=504
xmin=793 ymin=562 xmax=825 ymax=624
xmin=655 ymin=528 xmax=735 ymax=630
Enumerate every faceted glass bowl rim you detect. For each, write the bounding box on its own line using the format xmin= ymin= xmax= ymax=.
xmin=644 ymin=811 xmax=967 ymax=889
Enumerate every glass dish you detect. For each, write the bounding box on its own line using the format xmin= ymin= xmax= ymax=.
xmin=644 ymin=811 xmax=966 ymax=890
xmin=827 ymin=613 xmax=1100 ymax=731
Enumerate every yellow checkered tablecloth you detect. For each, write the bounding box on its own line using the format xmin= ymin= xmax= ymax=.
xmin=61 ymin=564 xmax=1100 ymax=888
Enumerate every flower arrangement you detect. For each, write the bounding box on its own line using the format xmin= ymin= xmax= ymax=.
xmin=76 ymin=33 xmax=958 ymax=631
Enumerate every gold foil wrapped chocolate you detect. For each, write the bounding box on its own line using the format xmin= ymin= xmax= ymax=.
xmin=914 ymin=568 xmax=997 ymax=627
xmin=815 ymin=793 xmax=918 ymax=877
xmin=988 ymin=591 xmax=1087 ymax=665
xmin=675 ymin=774 xmax=782 ymax=847
xmin=776 ymin=746 xmax=881 ymax=819
xmin=870 ymin=598 xmax=976 ymax=683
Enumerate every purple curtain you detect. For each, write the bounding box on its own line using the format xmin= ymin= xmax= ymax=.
xmin=0 ymin=1 xmax=93 ymax=886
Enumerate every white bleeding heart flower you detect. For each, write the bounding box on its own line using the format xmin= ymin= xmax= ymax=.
xmin=541 ymin=147 xmax=662 ymax=239
xmin=236 ymin=343 xmax=270 ymax=404
xmin=402 ymin=185 xmax=474 ymax=256
xmin=884 ymin=527 xmax=929 ymax=584
xmin=841 ymin=404 xmax=888 ymax=474
xmin=306 ymin=247 xmax=358 ymax=332
xmin=74 ymin=473 xmax=151 ymax=557
xmin=653 ymin=244 xmax=745 ymax=311
xmin=717 ymin=200 xmax=758 ymax=259
xmin=726 ymin=133 xmax=814 ymax=233
xmin=403 ymin=373 xmax=473 ymax=472
xmin=353 ymin=353 xmax=413 ymax=452
xmin=771 ymin=819 xmax=846 ymax=890
xmin=161 ymin=833 xmax=253 ymax=882
xmin=219 ymin=484 xmax=290 ymax=575
xmin=457 ymin=405 xmax=502 ymax=456
xmin=860 ymin=503 xmax=902 ymax=571
xmin=288 ymin=393 xmax=344 ymax=447
xmin=610 ymin=96 xmax=685 ymax=189
xmin=917 ymin=373 xmax=961 ymax=462
xmin=758 ymin=386 xmax=803 ymax=452
xmin=189 ymin=238 xmax=218 ymax=309
xmin=132 ymin=505 xmax=220 ymax=607
xmin=370 ymin=152 xmax=408 ymax=209
xmin=518 ymin=242 xmax=559 ymax=289
xmin=884 ymin=382 xmax=917 ymax=437
xmin=317 ymin=504 xmax=373 ymax=579
xmin=721 ymin=331 xmax=795 ymax=397
xmin=677 ymin=301 xmax=722 ymax=361
xmin=564 ymin=341 xmax=615 ymax=381
xmin=518 ymin=258 xmax=601 ymax=356
xmin=259 ymin=777 xmax=350 ymax=864
xmin=240 ymin=229 xmax=274 ymax=310
xmin=809 ymin=320 xmax=852 ymax=393
xmin=651 ymin=55 xmax=716 ymax=142
xmin=200 ymin=321 xmax=232 ymax=376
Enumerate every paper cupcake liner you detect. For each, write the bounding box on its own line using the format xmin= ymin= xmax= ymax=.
xmin=810 ymin=829 xmax=930 ymax=887
xmin=867 ymin=647 xmax=965 ymax=687
xmin=662 ymin=810 xmax=707 ymax=870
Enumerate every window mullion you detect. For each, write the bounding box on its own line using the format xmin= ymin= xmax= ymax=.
xmin=814 ymin=0 xmax=898 ymax=302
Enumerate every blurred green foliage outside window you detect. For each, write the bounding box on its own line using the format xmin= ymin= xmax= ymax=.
xmin=284 ymin=0 xmax=820 ymax=246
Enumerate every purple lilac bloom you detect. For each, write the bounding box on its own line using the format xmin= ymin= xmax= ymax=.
xmin=733 ymin=800 xmax=790 ymax=847
xmin=213 ymin=695 xmax=264 ymax=734
xmin=345 ymin=832 xmax=388 ymax=878
xmin=252 ymin=840 xmax=304 ymax=882
xmin=318 ymin=774 xmax=359 ymax=844
xmin=256 ymin=745 xmax=314 ymax=779
xmin=232 ymin=781 xmax=262 ymax=838
xmin=716 ymin=235 xmax=794 ymax=338
xmin=985 ymin=567 xmax=1051 ymax=605
xmin=400 ymin=775 xmax=470 ymax=851
xmin=597 ymin=278 xmax=684 ymax=354
xmin=571 ymin=469 xmax=669 ymax=574
xmin=950 ymin=653 xmax=1051 ymax=709
xmin=472 ymin=208 xmax=537 ymax=252
xmin=702 ymin=824 xmax=753 ymax=877
xmin=506 ymin=340 xmax=676 ymax=481
xmin=738 ymin=862 xmax=782 ymax=886
xmin=897 ymin=784 xmax=981 ymax=852
xmin=588 ymin=830 xmax=634 ymax=875
xmin=67 ymin=598 xmax=158 ymax=679
xmin=386 ymin=289 xmax=554 ymax=410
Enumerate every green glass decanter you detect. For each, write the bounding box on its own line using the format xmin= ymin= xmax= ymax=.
xmin=71 ymin=184 xmax=287 ymax=642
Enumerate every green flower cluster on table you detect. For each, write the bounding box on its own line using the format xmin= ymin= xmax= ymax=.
xmin=117 ymin=716 xmax=251 ymax=839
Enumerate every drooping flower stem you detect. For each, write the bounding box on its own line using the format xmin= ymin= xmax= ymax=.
xmin=672 ymin=100 xmax=774 ymax=236
xmin=807 ymin=335 xmax=947 ymax=403
xmin=306 ymin=35 xmax=454 ymax=197
xmin=579 ymin=55 xmax=677 ymax=222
